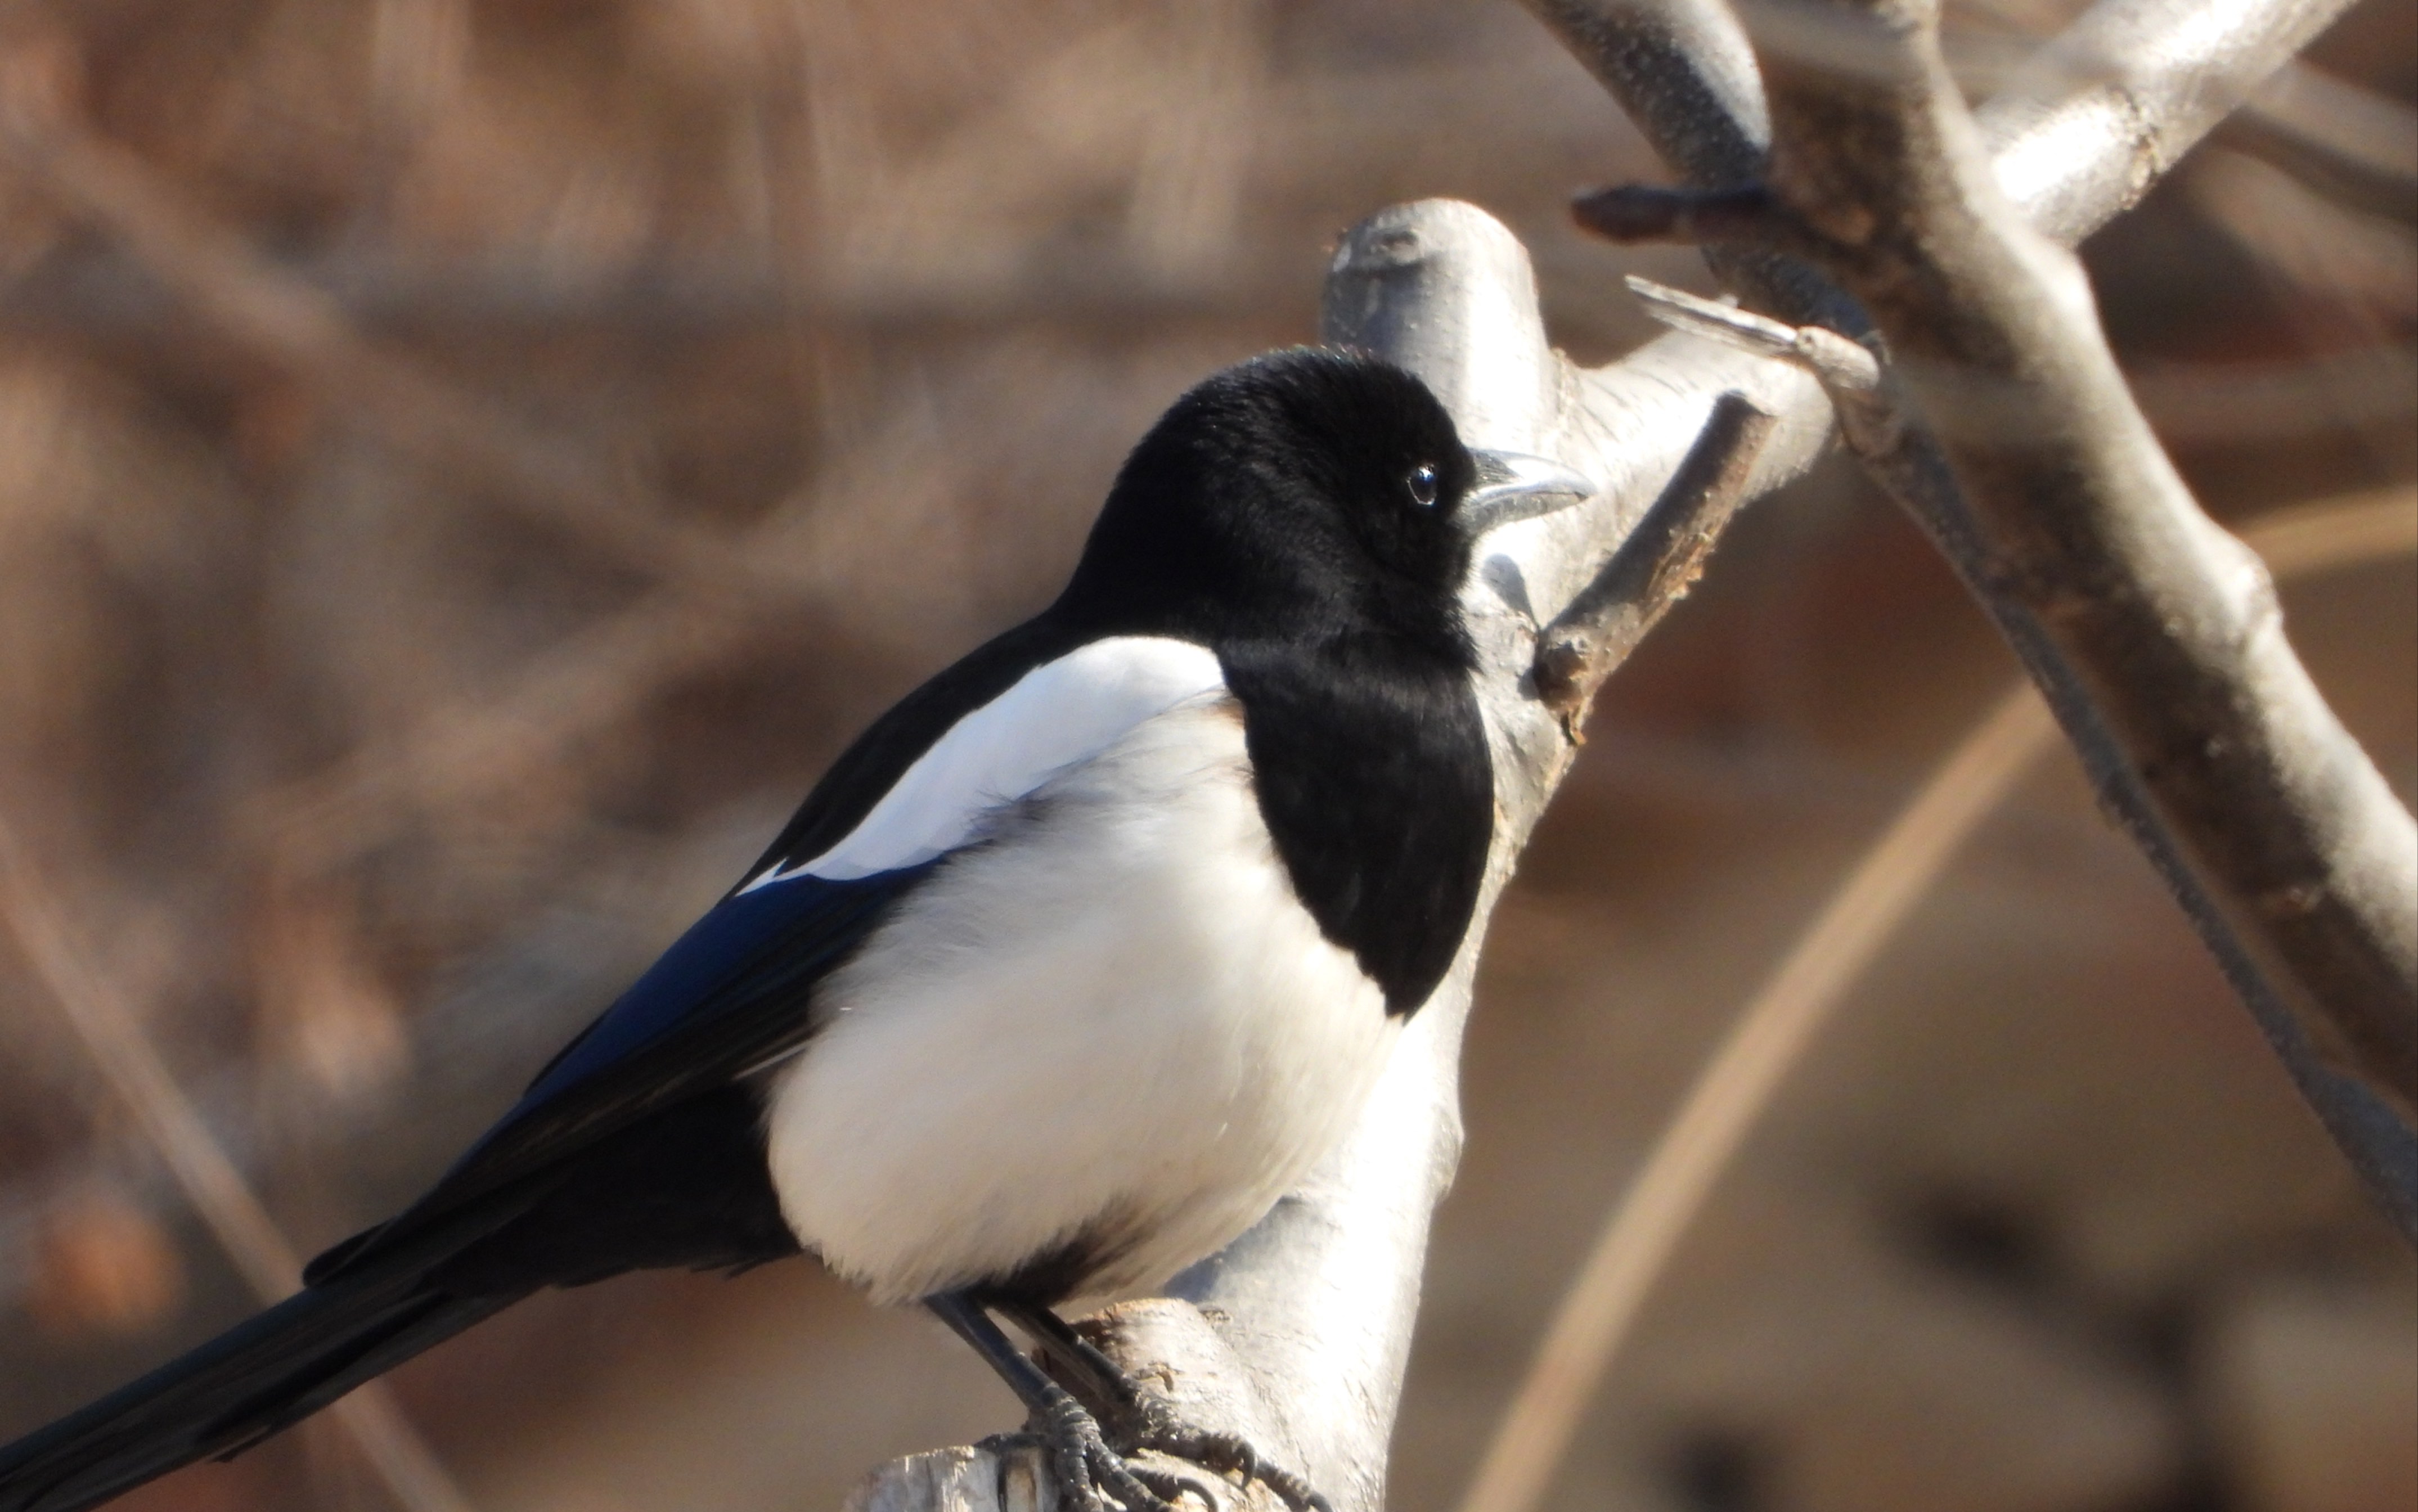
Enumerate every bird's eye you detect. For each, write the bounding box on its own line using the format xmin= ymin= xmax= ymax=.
xmin=1406 ymin=463 xmax=1440 ymax=508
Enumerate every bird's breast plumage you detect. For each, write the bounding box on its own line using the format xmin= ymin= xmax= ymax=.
xmin=762 ymin=685 xmax=1399 ymax=1304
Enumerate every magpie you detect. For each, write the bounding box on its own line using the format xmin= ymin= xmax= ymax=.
xmin=0 ymin=346 xmax=1591 ymax=1512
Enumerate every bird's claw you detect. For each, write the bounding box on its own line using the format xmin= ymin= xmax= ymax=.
xmin=1126 ymin=1419 xmax=1332 ymax=1512
xmin=991 ymin=1301 xmax=1333 ymax=1510
xmin=1053 ymin=1357 xmax=1331 ymax=1511
xmin=1026 ymin=1388 xmax=1325 ymax=1510
xmin=1125 ymin=1459 xmax=1223 ymax=1510
xmin=1032 ymin=1382 xmax=1185 ymax=1511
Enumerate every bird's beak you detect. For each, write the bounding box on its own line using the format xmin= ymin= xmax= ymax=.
xmin=1458 ymin=451 xmax=1596 ymax=538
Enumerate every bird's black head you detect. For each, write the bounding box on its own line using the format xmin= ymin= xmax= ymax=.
xmin=1055 ymin=349 xmax=1503 ymax=659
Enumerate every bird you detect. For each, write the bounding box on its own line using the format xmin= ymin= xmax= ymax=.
xmin=0 ymin=345 xmax=1591 ymax=1512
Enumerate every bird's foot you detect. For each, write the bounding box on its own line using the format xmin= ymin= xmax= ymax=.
xmin=1017 ymin=1382 xmax=1217 ymax=1511
xmin=933 ymin=1291 xmax=1331 ymax=1510
xmin=1120 ymin=1410 xmax=1331 ymax=1512
xmin=1008 ymin=1307 xmax=1331 ymax=1512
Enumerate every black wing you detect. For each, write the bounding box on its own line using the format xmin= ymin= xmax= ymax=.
xmin=308 ymin=865 xmax=931 ymax=1280
xmin=312 ymin=613 xmax=1093 ymax=1279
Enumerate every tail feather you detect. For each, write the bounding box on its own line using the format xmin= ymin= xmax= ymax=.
xmin=0 ymin=1258 xmax=519 ymax=1512
xmin=0 ymin=1083 xmax=795 ymax=1512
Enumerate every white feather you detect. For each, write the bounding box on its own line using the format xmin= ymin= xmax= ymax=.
xmin=742 ymin=636 xmax=1226 ymax=888
xmin=762 ymin=694 xmax=1398 ymax=1306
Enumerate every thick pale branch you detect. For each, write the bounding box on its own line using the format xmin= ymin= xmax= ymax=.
xmin=1529 ymin=0 xmax=2367 ymax=235
xmin=1975 ymin=0 xmax=2369 ymax=243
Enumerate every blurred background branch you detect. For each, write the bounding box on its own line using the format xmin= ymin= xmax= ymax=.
xmin=0 ymin=56 xmax=737 ymax=587
xmin=0 ymin=813 xmax=473 ymax=1512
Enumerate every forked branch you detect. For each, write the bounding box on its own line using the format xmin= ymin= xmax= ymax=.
xmin=1551 ymin=0 xmax=2417 ymax=1225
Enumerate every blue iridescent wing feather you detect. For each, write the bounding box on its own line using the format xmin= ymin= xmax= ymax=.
xmin=453 ymin=865 xmax=933 ymax=1198
xmin=309 ymin=865 xmax=931 ymax=1280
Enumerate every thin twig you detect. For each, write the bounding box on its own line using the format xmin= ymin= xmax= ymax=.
xmin=1570 ymin=181 xmax=1793 ymax=245
xmin=1620 ymin=276 xmax=1880 ymax=389
xmin=1453 ymin=487 xmax=2417 ymax=1512
xmin=0 ymin=819 xmax=476 ymax=1512
xmin=1620 ymin=274 xmax=1900 ymax=452
xmin=1532 ymin=391 xmax=1778 ymax=737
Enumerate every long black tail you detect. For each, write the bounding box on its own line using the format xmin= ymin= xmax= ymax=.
xmin=0 ymin=1082 xmax=804 ymax=1512
xmin=0 ymin=1243 xmax=523 ymax=1512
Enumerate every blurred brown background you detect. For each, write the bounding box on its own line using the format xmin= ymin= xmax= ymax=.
xmin=0 ymin=2 xmax=2409 ymax=1510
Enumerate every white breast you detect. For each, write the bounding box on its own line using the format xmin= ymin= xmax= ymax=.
xmin=761 ymin=694 xmax=1398 ymax=1306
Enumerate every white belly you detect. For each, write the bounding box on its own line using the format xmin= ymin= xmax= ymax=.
xmin=762 ymin=695 xmax=1398 ymax=1306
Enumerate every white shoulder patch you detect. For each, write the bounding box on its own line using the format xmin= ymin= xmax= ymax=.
xmin=741 ymin=636 xmax=1228 ymax=889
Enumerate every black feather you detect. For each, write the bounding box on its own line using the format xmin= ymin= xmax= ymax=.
xmin=0 ymin=1084 xmax=794 ymax=1512
xmin=0 ymin=1230 xmax=513 ymax=1512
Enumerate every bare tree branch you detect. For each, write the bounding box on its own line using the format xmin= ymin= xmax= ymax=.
xmin=1525 ymin=0 xmax=2367 ymax=241
xmin=1456 ymin=484 xmax=2416 ymax=1512
xmin=1540 ymin=0 xmax=2417 ymax=1231
xmin=857 ymin=0 xmax=2412 ymax=1500
xmin=1976 ymin=0 xmax=2371 ymax=244
xmin=1532 ymin=390 xmax=1778 ymax=735
xmin=1699 ymin=0 xmax=2417 ymax=1163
